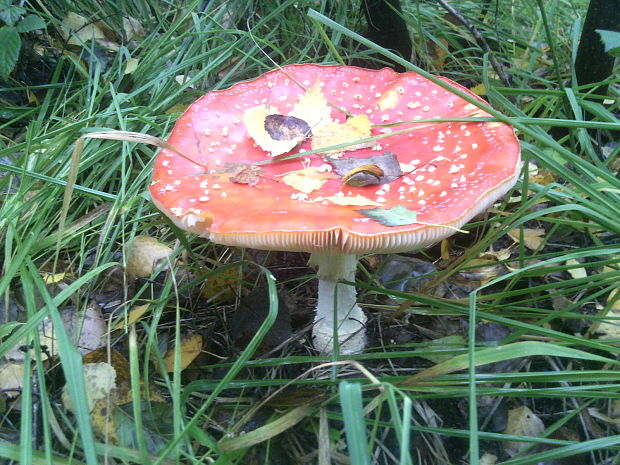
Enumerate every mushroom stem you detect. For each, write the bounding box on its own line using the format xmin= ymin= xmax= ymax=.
xmin=308 ymin=252 xmax=367 ymax=354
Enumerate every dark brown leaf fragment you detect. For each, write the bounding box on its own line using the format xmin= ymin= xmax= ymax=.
xmin=328 ymin=151 xmax=402 ymax=185
xmin=264 ymin=114 xmax=311 ymax=141
xmin=224 ymin=163 xmax=265 ymax=186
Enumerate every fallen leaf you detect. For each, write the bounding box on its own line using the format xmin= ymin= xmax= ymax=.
xmin=243 ymin=83 xmax=332 ymax=157
xmin=357 ymin=205 xmax=418 ymax=226
xmin=62 ymin=303 xmax=107 ymax=354
xmin=125 ymin=235 xmax=173 ymax=279
xmin=288 ymin=81 xmax=333 ymax=129
xmin=592 ymin=297 xmax=620 ymax=340
xmin=508 ymin=228 xmax=545 ymax=250
xmin=163 ymin=333 xmax=203 ymax=372
xmin=122 ymin=16 xmax=145 ymax=40
xmin=224 ymin=163 xmax=265 ymax=186
xmin=124 ymin=58 xmax=139 ymax=75
xmin=59 ymin=12 xmax=119 ymax=50
xmin=314 ymin=195 xmax=383 ymax=207
xmin=377 ymin=89 xmax=399 ymax=110
xmin=201 ymin=267 xmax=239 ymax=303
xmin=329 ymin=151 xmax=402 ymax=185
xmin=62 ymin=362 xmax=117 ymax=413
xmin=566 ymin=258 xmax=587 ymax=279
xmin=280 ymin=167 xmax=336 ymax=194
xmin=264 ymin=114 xmax=311 ymax=141
xmin=503 ymin=406 xmax=545 ymax=457
xmin=0 ymin=362 xmax=25 ymax=399
xmin=312 ymin=114 xmax=373 ymax=154
xmin=469 ymin=83 xmax=486 ymax=96
xmin=243 ymin=105 xmax=303 ymax=157
xmin=341 ymin=164 xmax=384 ymax=186
xmin=113 ymin=303 xmax=150 ymax=330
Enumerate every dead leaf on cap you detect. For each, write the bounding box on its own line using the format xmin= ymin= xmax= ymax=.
xmin=312 ymin=114 xmax=373 ymax=154
xmin=341 ymin=164 xmax=384 ymax=186
xmin=280 ymin=167 xmax=337 ymax=194
xmin=223 ymin=163 xmax=265 ymax=187
xmin=329 ymin=151 xmax=402 ymax=186
xmin=357 ymin=205 xmax=419 ymax=226
xmin=244 ymin=83 xmax=332 ymax=157
xmin=314 ymin=194 xmax=383 ymax=207
xmin=264 ymin=114 xmax=311 ymax=141
xmin=244 ymin=105 xmax=302 ymax=157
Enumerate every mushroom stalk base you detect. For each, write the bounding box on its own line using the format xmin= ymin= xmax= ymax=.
xmin=308 ymin=252 xmax=366 ymax=354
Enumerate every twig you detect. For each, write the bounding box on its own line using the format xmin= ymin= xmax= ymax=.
xmin=436 ymin=0 xmax=512 ymax=87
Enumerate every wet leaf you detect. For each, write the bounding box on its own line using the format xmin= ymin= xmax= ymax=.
xmin=357 ymin=205 xmax=418 ymax=226
xmin=312 ymin=114 xmax=372 ymax=154
xmin=328 ymin=151 xmax=402 ymax=185
xmin=264 ymin=114 xmax=311 ymax=141
xmin=163 ymin=333 xmax=203 ymax=372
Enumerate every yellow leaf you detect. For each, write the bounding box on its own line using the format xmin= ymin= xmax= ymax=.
xmin=469 ymin=83 xmax=486 ymax=96
xmin=243 ymin=105 xmax=304 ymax=157
xmin=201 ymin=267 xmax=239 ymax=303
xmin=163 ymin=333 xmax=203 ymax=372
xmin=288 ymin=82 xmax=333 ymax=130
xmin=377 ymin=89 xmax=399 ymax=111
xmin=113 ymin=303 xmax=150 ymax=330
xmin=314 ymin=194 xmax=383 ymax=207
xmin=0 ymin=363 xmax=26 ymax=398
xmin=312 ymin=114 xmax=372 ymax=154
xmin=63 ymin=362 xmax=116 ymax=413
xmin=508 ymin=228 xmax=545 ymax=250
xmin=280 ymin=167 xmax=335 ymax=194
xmin=125 ymin=235 xmax=173 ymax=279
xmin=566 ymin=258 xmax=587 ymax=279
xmin=124 ymin=58 xmax=139 ymax=75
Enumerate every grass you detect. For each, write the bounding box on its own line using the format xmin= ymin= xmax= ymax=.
xmin=1 ymin=0 xmax=619 ymax=464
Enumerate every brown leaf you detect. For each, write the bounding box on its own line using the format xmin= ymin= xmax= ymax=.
xmin=264 ymin=114 xmax=311 ymax=141
xmin=342 ymin=163 xmax=385 ymax=186
xmin=224 ymin=163 xmax=265 ymax=186
xmin=328 ymin=151 xmax=402 ymax=185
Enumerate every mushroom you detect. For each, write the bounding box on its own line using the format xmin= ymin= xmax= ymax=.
xmin=150 ymin=64 xmax=520 ymax=354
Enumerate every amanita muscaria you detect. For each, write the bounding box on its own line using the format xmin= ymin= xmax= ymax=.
xmin=150 ymin=64 xmax=521 ymax=354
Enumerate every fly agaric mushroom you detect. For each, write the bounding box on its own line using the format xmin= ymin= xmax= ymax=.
xmin=150 ymin=64 xmax=520 ymax=354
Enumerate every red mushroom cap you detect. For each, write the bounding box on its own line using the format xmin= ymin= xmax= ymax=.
xmin=150 ymin=64 xmax=520 ymax=253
